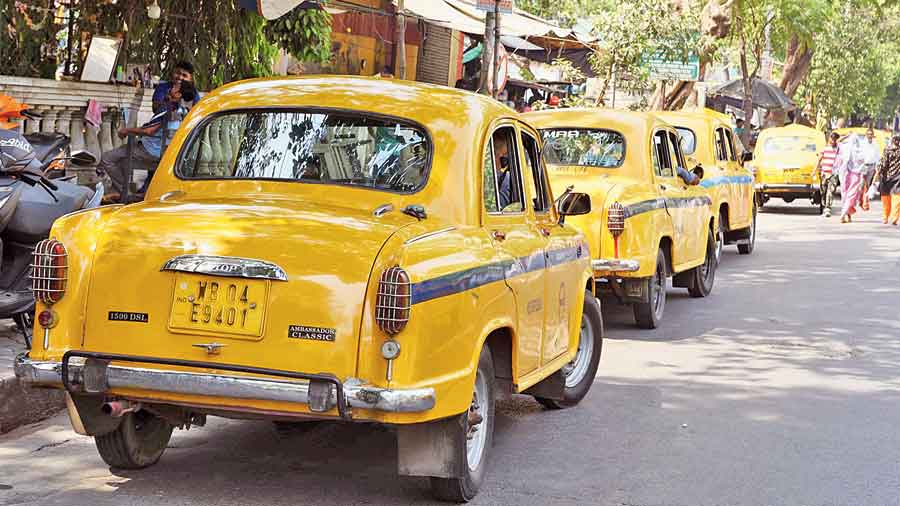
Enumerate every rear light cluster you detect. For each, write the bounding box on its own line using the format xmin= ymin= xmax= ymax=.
xmin=31 ymin=239 xmax=67 ymax=305
xmin=607 ymin=202 xmax=626 ymax=238
xmin=375 ymin=266 xmax=410 ymax=335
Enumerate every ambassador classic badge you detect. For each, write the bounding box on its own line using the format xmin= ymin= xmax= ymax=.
xmin=288 ymin=325 xmax=336 ymax=342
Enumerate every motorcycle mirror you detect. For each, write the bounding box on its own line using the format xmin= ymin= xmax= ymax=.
xmin=70 ymin=150 xmax=98 ymax=167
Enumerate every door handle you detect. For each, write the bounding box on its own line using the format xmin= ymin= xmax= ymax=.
xmin=539 ymin=226 xmax=551 ymax=237
xmin=491 ymin=230 xmax=506 ymax=241
xmin=659 ymin=184 xmax=668 ymax=191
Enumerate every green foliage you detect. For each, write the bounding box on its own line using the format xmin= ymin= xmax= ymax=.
xmin=264 ymin=7 xmax=332 ymax=63
xmin=1 ymin=1 xmax=64 ymax=79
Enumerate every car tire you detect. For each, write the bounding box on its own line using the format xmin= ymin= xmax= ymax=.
xmin=535 ymin=290 xmax=603 ymax=410
xmin=715 ymin=213 xmax=726 ymax=263
xmin=688 ymin=227 xmax=717 ymax=298
xmin=738 ymin=205 xmax=757 ymax=255
xmin=633 ymin=249 xmax=666 ymax=329
xmin=95 ymin=410 xmax=174 ymax=469
xmin=430 ymin=345 xmax=496 ymax=503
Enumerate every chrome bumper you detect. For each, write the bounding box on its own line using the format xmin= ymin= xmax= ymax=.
xmin=755 ymin=183 xmax=818 ymax=192
xmin=15 ymin=353 xmax=435 ymax=416
xmin=592 ymin=258 xmax=640 ymax=273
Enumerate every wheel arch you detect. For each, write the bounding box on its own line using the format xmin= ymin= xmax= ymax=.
xmin=718 ymin=202 xmax=730 ymax=231
xmin=658 ymin=236 xmax=674 ymax=276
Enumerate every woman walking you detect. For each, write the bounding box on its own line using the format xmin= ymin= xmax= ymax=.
xmin=837 ymin=135 xmax=868 ymax=223
xmin=875 ymin=134 xmax=900 ymax=224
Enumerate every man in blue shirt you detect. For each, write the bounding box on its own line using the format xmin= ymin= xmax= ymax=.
xmin=152 ymin=61 xmax=198 ymax=114
xmin=97 ymin=80 xmax=196 ymax=201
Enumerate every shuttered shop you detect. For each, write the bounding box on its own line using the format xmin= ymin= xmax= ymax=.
xmin=417 ymin=24 xmax=453 ymax=87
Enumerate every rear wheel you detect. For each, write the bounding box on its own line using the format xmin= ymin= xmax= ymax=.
xmin=738 ymin=205 xmax=757 ymax=255
xmin=688 ymin=228 xmax=717 ymax=298
xmin=430 ymin=346 xmax=495 ymax=503
xmin=715 ymin=213 xmax=726 ymax=264
xmin=95 ymin=410 xmax=174 ymax=469
xmin=633 ymin=249 xmax=666 ymax=329
xmin=535 ymin=291 xmax=603 ymax=409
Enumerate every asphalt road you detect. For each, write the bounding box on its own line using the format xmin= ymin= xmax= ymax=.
xmin=2 ymin=201 xmax=899 ymax=506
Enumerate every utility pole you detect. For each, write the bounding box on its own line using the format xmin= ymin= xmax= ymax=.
xmin=480 ymin=9 xmax=496 ymax=95
xmin=395 ymin=0 xmax=407 ymax=79
xmin=492 ymin=0 xmax=501 ymax=99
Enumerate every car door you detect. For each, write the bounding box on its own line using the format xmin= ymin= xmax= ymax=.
xmin=519 ymin=127 xmax=573 ymax=365
xmin=652 ymin=129 xmax=693 ymax=270
xmin=669 ymin=129 xmax=709 ymax=264
xmin=482 ymin=124 xmax=547 ymax=376
xmin=723 ymin=127 xmax=753 ymax=227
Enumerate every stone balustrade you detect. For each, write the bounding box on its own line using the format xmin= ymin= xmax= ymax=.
xmin=0 ymin=75 xmax=155 ymax=161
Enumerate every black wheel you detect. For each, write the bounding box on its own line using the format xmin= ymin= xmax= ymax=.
xmin=738 ymin=205 xmax=757 ymax=255
xmin=782 ymin=196 xmax=795 ymax=203
xmin=687 ymin=227 xmax=717 ymax=298
xmin=12 ymin=312 xmax=33 ymax=350
xmin=95 ymin=410 xmax=174 ymax=469
xmin=715 ymin=212 xmax=726 ymax=264
xmin=633 ymin=249 xmax=666 ymax=329
xmin=273 ymin=420 xmax=321 ymax=438
xmin=536 ymin=290 xmax=603 ymax=409
xmin=430 ymin=346 xmax=496 ymax=502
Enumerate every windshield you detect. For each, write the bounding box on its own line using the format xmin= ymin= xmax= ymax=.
xmin=675 ymin=127 xmax=696 ymax=155
xmin=541 ymin=128 xmax=625 ymax=168
xmin=762 ymin=136 xmax=818 ymax=154
xmin=177 ymin=110 xmax=430 ymax=192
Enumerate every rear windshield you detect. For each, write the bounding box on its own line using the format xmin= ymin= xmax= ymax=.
xmin=177 ymin=110 xmax=430 ymax=192
xmin=675 ymin=127 xmax=696 ymax=155
xmin=540 ymin=128 xmax=625 ymax=168
xmin=762 ymin=136 xmax=818 ymax=154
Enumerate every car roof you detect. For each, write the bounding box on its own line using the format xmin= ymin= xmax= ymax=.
xmin=757 ymin=123 xmax=823 ymax=139
xmin=191 ymin=75 xmax=514 ymax=134
xmin=523 ymin=108 xmax=665 ymax=134
xmin=654 ymin=109 xmax=731 ymax=130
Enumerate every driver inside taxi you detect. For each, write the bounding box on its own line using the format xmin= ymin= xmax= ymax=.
xmin=494 ymin=133 xmax=513 ymax=209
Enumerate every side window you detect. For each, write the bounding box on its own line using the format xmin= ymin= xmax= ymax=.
xmin=521 ymin=132 xmax=551 ymax=213
xmin=715 ymin=128 xmax=729 ymax=161
xmin=483 ymin=127 xmax=525 ymax=214
xmin=724 ymin=128 xmax=737 ymax=161
xmin=653 ymin=131 xmax=674 ymax=177
xmin=668 ymin=131 xmax=686 ymax=169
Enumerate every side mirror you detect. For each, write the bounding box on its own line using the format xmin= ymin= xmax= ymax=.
xmin=741 ymin=151 xmax=753 ymax=163
xmin=70 ymin=150 xmax=98 ymax=167
xmin=692 ymin=165 xmax=705 ymax=180
xmin=557 ymin=192 xmax=591 ymax=224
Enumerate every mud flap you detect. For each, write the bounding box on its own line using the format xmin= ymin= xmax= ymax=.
xmin=522 ymin=369 xmax=565 ymax=400
xmin=397 ymin=413 xmax=467 ymax=479
xmin=672 ymin=270 xmax=692 ymax=288
xmin=66 ymin=393 xmax=121 ymax=437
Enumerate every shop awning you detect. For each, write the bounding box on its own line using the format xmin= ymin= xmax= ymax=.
xmin=399 ymin=0 xmax=486 ymax=34
xmin=442 ymin=0 xmax=572 ymax=39
xmin=399 ymin=0 xmax=571 ymax=40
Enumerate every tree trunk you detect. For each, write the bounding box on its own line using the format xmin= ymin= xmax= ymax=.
xmin=738 ymin=15 xmax=754 ymax=147
xmin=779 ymin=34 xmax=813 ymax=98
xmin=395 ymin=0 xmax=406 ymax=79
xmin=479 ymin=11 xmax=496 ymax=95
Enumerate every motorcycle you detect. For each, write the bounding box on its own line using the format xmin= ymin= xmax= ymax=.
xmin=1 ymin=95 xmax=103 ymax=348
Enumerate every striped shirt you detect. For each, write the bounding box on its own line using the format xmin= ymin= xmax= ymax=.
xmin=820 ymin=146 xmax=838 ymax=174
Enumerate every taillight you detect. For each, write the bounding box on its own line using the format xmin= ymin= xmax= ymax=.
xmin=375 ymin=266 xmax=410 ymax=335
xmin=607 ymin=202 xmax=625 ymax=238
xmin=31 ymin=239 xmax=67 ymax=305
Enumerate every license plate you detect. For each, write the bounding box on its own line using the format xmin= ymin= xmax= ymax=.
xmin=168 ymin=274 xmax=268 ymax=338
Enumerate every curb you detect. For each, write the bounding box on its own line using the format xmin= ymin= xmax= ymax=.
xmin=0 ymin=372 xmax=65 ymax=434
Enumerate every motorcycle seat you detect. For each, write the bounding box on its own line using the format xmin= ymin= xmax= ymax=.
xmin=24 ymin=133 xmax=68 ymax=163
xmin=6 ymin=180 xmax=92 ymax=243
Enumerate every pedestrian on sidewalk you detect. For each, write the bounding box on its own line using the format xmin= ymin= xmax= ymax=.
xmin=859 ymin=127 xmax=882 ymax=211
xmin=874 ymin=134 xmax=900 ymax=225
xmin=817 ymin=132 xmax=841 ymax=217
xmin=837 ymin=134 xmax=868 ymax=223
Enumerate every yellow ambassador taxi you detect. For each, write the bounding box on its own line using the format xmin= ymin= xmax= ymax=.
xmin=834 ymin=127 xmax=891 ymax=152
xmin=16 ymin=76 xmax=603 ymax=503
xmin=524 ymin=109 xmax=717 ymax=329
xmin=657 ymin=109 xmax=757 ymax=258
xmin=750 ymin=124 xmax=825 ymax=212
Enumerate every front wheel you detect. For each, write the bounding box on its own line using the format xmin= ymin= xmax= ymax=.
xmin=430 ymin=346 xmax=496 ymax=502
xmin=95 ymin=410 xmax=174 ymax=469
xmin=536 ymin=290 xmax=603 ymax=409
xmin=688 ymin=227 xmax=717 ymax=298
xmin=738 ymin=205 xmax=757 ymax=255
xmin=633 ymin=249 xmax=667 ymax=329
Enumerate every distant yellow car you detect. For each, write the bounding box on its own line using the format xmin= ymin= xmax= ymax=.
xmin=657 ymin=109 xmax=757 ymax=258
xmin=16 ymin=76 xmax=603 ymax=502
xmin=525 ymin=109 xmax=717 ymax=329
xmin=834 ymin=127 xmax=891 ymax=152
xmin=751 ymin=124 xmax=825 ymax=211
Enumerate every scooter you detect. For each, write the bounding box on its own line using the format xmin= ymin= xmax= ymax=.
xmin=1 ymin=97 xmax=103 ymax=348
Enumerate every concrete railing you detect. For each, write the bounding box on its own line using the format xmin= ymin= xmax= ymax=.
xmin=0 ymin=76 xmax=155 ymax=162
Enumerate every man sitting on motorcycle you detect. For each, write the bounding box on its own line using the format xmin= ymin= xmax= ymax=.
xmin=96 ymin=80 xmax=197 ymax=202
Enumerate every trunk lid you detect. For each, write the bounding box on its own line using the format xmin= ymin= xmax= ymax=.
xmin=82 ymin=197 xmax=411 ymax=380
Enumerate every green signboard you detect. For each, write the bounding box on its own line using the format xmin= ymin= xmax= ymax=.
xmin=645 ymin=51 xmax=700 ymax=82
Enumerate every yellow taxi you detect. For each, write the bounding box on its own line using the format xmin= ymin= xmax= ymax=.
xmin=657 ymin=109 xmax=757 ymax=258
xmin=16 ymin=76 xmax=602 ymax=502
xmin=524 ymin=109 xmax=717 ymax=329
xmin=750 ymin=124 xmax=825 ymax=211
xmin=834 ymin=127 xmax=891 ymax=152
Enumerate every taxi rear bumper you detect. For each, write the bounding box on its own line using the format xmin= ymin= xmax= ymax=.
xmin=15 ymin=351 xmax=436 ymax=419
xmin=755 ymin=183 xmax=819 ymax=192
xmin=592 ymin=258 xmax=640 ymax=273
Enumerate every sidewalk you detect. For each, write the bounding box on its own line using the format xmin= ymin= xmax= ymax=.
xmin=0 ymin=321 xmax=65 ymax=433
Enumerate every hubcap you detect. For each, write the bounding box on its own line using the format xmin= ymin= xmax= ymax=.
xmin=465 ymin=372 xmax=489 ymax=471
xmin=562 ymin=313 xmax=595 ymax=388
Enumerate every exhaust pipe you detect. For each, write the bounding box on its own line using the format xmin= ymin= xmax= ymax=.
xmin=101 ymin=400 xmax=142 ymax=417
